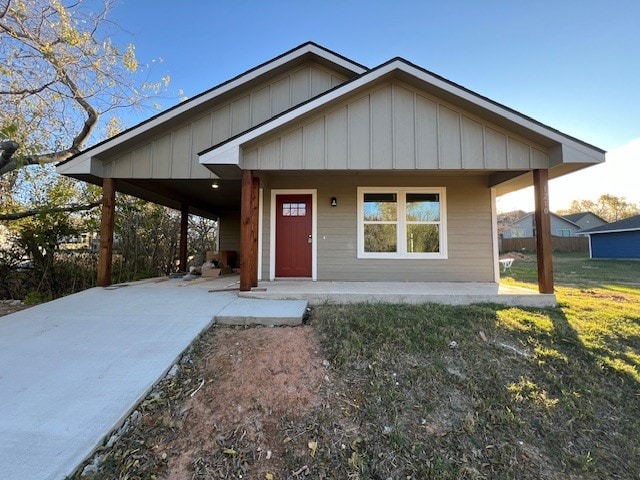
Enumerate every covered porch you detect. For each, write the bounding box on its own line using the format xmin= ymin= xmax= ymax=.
xmin=239 ymin=278 xmax=557 ymax=307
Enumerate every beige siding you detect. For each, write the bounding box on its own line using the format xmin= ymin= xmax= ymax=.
xmin=103 ymin=61 xmax=348 ymax=179
xmin=261 ymin=174 xmax=495 ymax=282
xmin=171 ymin=125 xmax=191 ymax=178
xmin=243 ymin=81 xmax=550 ymax=171
xmin=132 ymin=144 xmax=152 ymax=177
xmin=218 ymin=212 xmax=241 ymax=253
xmin=152 ymin=134 xmax=171 ymax=178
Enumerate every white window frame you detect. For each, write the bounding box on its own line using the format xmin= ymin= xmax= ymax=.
xmin=357 ymin=187 xmax=447 ymax=259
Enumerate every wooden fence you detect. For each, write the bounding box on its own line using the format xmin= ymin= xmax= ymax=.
xmin=500 ymin=236 xmax=589 ymax=254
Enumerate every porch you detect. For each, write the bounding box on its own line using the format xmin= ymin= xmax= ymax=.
xmin=238 ymin=279 xmax=556 ymax=308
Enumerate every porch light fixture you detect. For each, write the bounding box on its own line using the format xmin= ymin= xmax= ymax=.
xmin=330 ymin=197 xmax=337 ymax=207
xmin=211 ymin=182 xmax=219 ymax=189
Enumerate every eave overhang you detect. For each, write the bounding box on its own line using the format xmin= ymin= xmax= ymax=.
xmin=199 ymin=58 xmax=606 ymax=188
xmin=56 ymin=42 xmax=368 ymax=177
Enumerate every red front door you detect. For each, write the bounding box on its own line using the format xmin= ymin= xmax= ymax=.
xmin=275 ymin=194 xmax=312 ymax=277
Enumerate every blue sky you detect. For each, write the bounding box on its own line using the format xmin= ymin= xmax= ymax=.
xmin=109 ymin=0 xmax=640 ymax=211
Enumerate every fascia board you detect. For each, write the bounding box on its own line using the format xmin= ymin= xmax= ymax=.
xmin=200 ymin=61 xmax=402 ymax=164
xmin=585 ymin=227 xmax=640 ymax=235
xmin=404 ymin=66 xmax=606 ymax=162
xmin=201 ymin=60 xmax=605 ymax=167
xmin=202 ymin=144 xmax=241 ymax=167
xmin=60 ymin=43 xmax=368 ymax=173
xmin=56 ymin=155 xmax=94 ymax=175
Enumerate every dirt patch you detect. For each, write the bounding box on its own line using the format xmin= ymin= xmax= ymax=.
xmin=77 ymin=324 xmax=333 ymax=479
xmin=579 ymin=289 xmax=627 ymax=302
xmin=163 ymin=326 xmax=327 ymax=479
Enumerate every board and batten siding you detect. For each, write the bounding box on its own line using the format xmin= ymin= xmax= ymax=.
xmin=259 ymin=174 xmax=495 ymax=282
xmin=101 ymin=62 xmax=348 ymax=179
xmin=243 ymin=82 xmax=550 ymax=171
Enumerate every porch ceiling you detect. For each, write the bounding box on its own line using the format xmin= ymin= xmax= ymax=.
xmin=74 ymin=175 xmax=241 ymax=220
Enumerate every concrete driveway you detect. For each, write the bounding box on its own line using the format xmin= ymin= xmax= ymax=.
xmin=0 ymin=279 xmax=237 ymax=480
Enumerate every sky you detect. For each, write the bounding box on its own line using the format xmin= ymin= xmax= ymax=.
xmin=107 ymin=0 xmax=640 ymax=212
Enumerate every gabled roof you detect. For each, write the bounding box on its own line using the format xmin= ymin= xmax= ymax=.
xmin=580 ymin=214 xmax=640 ymax=234
xmin=506 ymin=212 xmax=582 ymax=229
xmin=563 ymin=212 xmax=607 ymax=224
xmin=200 ymin=57 xmax=605 ymax=169
xmin=58 ymin=42 xmax=368 ymax=167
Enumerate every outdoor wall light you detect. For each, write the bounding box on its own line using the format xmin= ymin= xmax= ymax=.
xmin=211 ymin=182 xmax=219 ymax=189
xmin=330 ymin=197 xmax=337 ymax=207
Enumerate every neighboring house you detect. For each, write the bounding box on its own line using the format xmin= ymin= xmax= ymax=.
xmin=580 ymin=215 xmax=640 ymax=259
xmin=502 ymin=212 xmax=583 ymax=238
xmin=563 ymin=212 xmax=608 ymax=231
xmin=57 ymin=42 xmax=605 ymax=293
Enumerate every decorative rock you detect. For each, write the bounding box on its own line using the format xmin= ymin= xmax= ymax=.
xmin=130 ymin=410 xmax=142 ymax=425
xmin=167 ymin=364 xmax=180 ymax=378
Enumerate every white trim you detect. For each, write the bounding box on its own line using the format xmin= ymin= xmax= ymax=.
xmin=269 ymin=189 xmax=317 ymax=281
xmin=258 ymin=187 xmax=263 ymax=281
xmin=356 ymin=187 xmax=447 ymax=259
xmin=491 ymin=187 xmax=500 ymax=282
xmin=584 ymin=227 xmax=640 ymax=235
xmin=60 ymin=44 xmax=367 ymax=173
xmin=588 ymin=234 xmax=593 ymax=259
xmin=200 ymin=59 xmax=605 ymax=168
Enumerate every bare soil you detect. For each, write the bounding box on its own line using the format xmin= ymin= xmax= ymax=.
xmin=163 ymin=325 xmax=328 ymax=479
xmin=78 ymin=324 xmax=337 ymax=479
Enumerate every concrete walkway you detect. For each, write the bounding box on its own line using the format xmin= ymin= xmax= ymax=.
xmin=0 ymin=278 xmax=241 ymax=480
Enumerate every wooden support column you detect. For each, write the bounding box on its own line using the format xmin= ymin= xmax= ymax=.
xmin=179 ymin=204 xmax=189 ymax=272
xmin=533 ymin=169 xmax=554 ymax=293
xmin=97 ymin=178 xmax=116 ymax=287
xmin=251 ymin=177 xmax=260 ymax=287
xmin=240 ymin=170 xmax=254 ymax=292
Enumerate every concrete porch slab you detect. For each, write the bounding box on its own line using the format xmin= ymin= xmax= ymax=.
xmin=215 ymin=297 xmax=308 ymax=326
xmin=239 ymin=281 xmax=557 ymax=308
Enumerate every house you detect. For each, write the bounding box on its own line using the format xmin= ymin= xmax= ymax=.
xmin=502 ymin=212 xmax=583 ymax=238
xmin=580 ymin=214 xmax=640 ymax=259
xmin=563 ymin=212 xmax=608 ymax=231
xmin=57 ymin=42 xmax=605 ymax=295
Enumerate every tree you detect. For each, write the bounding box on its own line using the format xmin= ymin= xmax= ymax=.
xmin=558 ymin=194 xmax=640 ymax=223
xmin=0 ymin=0 xmax=168 ymax=176
xmin=0 ymin=163 xmax=100 ymax=299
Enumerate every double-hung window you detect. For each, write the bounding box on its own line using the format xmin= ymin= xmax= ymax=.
xmin=357 ymin=187 xmax=447 ymax=259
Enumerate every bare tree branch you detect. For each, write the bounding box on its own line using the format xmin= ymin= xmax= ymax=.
xmin=0 ymin=201 xmax=101 ymax=221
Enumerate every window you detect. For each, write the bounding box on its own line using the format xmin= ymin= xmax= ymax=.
xmin=282 ymin=202 xmax=306 ymax=217
xmin=511 ymin=229 xmax=527 ymax=238
xmin=358 ymin=187 xmax=447 ymax=259
xmin=556 ymin=229 xmax=572 ymax=237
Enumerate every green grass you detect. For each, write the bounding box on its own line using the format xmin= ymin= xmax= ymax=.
xmin=307 ymin=254 xmax=640 ymax=479
xmin=75 ymin=253 xmax=640 ymax=479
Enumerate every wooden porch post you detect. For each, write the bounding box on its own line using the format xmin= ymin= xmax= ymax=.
xmin=179 ymin=204 xmax=189 ymax=272
xmin=240 ymin=170 xmax=254 ymax=291
xmin=533 ymin=169 xmax=554 ymax=293
xmin=97 ymin=178 xmax=116 ymax=287
xmin=251 ymin=177 xmax=260 ymax=287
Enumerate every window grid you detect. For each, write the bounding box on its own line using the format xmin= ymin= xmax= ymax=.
xmin=358 ymin=187 xmax=447 ymax=259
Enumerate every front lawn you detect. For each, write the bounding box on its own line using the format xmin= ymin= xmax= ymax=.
xmin=76 ymin=253 xmax=640 ymax=479
xmin=307 ymin=254 xmax=640 ymax=478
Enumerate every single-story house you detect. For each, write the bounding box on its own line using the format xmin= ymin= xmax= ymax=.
xmin=57 ymin=42 xmax=605 ymax=294
xmin=580 ymin=214 xmax=640 ymax=259
xmin=502 ymin=212 xmax=583 ymax=238
xmin=563 ymin=211 xmax=608 ymax=231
